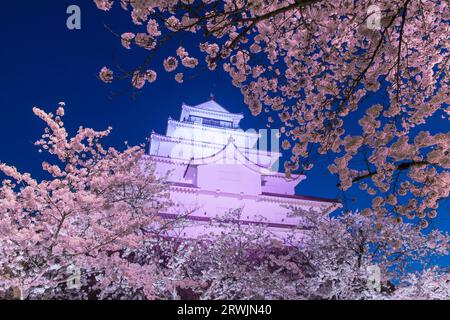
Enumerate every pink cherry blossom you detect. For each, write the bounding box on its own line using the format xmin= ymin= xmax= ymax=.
xmin=174 ymin=73 xmax=184 ymax=83
xmin=132 ymin=71 xmax=146 ymax=89
xmin=163 ymin=56 xmax=178 ymax=72
xmin=98 ymin=67 xmax=113 ymax=83
xmin=145 ymin=69 xmax=157 ymax=83
xmin=120 ymin=32 xmax=135 ymax=49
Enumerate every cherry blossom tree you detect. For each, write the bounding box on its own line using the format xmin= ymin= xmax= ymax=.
xmin=140 ymin=209 xmax=449 ymax=300
xmin=0 ymin=103 xmax=173 ymax=299
xmin=390 ymin=268 xmax=450 ymax=300
xmin=286 ymin=208 xmax=449 ymax=299
xmin=94 ymin=0 xmax=449 ymax=224
xmin=176 ymin=210 xmax=296 ymax=300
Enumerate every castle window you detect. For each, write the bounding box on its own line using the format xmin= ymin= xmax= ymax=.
xmin=188 ymin=116 xmax=202 ymax=124
xmin=187 ymin=115 xmax=234 ymax=128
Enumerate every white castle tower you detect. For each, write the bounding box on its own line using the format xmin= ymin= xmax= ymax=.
xmin=147 ymin=97 xmax=340 ymax=238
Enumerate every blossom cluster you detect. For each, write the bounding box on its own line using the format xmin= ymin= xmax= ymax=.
xmin=94 ymin=0 xmax=449 ymax=222
xmin=0 ymin=103 xmax=172 ymax=299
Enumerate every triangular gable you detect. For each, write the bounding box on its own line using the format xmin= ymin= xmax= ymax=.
xmin=192 ymin=100 xmax=232 ymax=114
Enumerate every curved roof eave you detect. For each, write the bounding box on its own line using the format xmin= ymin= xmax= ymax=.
xmin=185 ymin=137 xmax=303 ymax=179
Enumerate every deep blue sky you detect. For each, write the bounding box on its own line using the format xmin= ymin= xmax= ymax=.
xmin=1 ymin=1 xmax=448 ymax=259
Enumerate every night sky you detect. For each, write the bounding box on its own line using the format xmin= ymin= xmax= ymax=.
xmin=0 ymin=1 xmax=448 ymax=265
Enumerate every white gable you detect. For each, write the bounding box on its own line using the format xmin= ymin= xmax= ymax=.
xmin=193 ymin=100 xmax=231 ymax=114
xmin=180 ymin=99 xmax=244 ymax=128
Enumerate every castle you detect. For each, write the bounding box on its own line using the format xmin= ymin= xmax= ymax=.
xmin=146 ymin=97 xmax=340 ymax=238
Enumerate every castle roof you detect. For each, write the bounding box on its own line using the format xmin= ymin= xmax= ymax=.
xmin=181 ymin=98 xmax=244 ymax=126
xmin=189 ymin=99 xmax=233 ymax=114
